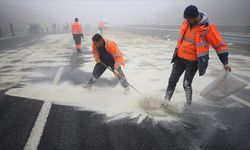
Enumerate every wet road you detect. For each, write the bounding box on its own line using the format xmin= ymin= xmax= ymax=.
xmin=0 ymin=31 xmax=250 ymax=150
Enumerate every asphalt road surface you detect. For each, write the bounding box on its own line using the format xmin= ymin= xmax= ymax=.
xmin=0 ymin=30 xmax=250 ymax=150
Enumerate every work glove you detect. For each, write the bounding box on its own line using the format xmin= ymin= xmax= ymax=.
xmin=96 ymin=59 xmax=101 ymax=63
xmin=224 ymin=64 xmax=232 ymax=72
xmin=114 ymin=69 xmax=120 ymax=77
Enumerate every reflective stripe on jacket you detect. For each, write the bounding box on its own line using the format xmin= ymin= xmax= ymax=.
xmin=92 ymin=39 xmax=125 ymax=69
xmin=172 ymin=20 xmax=229 ymax=76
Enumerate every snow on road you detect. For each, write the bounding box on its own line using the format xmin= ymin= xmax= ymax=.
xmin=3 ymin=30 xmax=250 ymax=123
xmin=0 ymin=34 xmax=72 ymax=90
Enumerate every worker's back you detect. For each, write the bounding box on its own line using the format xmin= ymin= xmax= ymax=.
xmin=71 ymin=22 xmax=82 ymax=34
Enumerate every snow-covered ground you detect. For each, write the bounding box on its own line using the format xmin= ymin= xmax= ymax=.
xmin=2 ymin=30 xmax=250 ymax=123
xmin=0 ymin=34 xmax=72 ymax=90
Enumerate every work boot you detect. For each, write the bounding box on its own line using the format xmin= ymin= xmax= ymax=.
xmin=181 ymin=102 xmax=192 ymax=112
xmin=161 ymin=92 xmax=172 ymax=106
xmin=163 ymin=89 xmax=174 ymax=106
xmin=124 ymin=86 xmax=130 ymax=95
xmin=161 ymin=96 xmax=170 ymax=107
xmin=77 ymin=49 xmax=82 ymax=53
xmin=82 ymin=83 xmax=92 ymax=90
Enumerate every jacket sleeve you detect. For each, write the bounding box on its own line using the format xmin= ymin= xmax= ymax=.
xmin=206 ymin=24 xmax=229 ymax=65
xmin=92 ymin=43 xmax=100 ymax=62
xmin=107 ymin=41 xmax=123 ymax=69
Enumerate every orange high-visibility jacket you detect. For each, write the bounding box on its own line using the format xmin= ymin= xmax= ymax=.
xmin=92 ymin=39 xmax=125 ymax=69
xmin=172 ymin=19 xmax=229 ymax=76
xmin=71 ymin=22 xmax=83 ymax=34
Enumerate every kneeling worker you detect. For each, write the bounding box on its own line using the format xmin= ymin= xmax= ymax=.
xmin=85 ymin=33 xmax=130 ymax=93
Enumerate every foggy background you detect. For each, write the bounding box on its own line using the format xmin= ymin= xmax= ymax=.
xmin=0 ymin=0 xmax=250 ymax=34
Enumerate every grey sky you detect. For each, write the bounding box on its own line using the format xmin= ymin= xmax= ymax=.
xmin=0 ymin=0 xmax=249 ymax=32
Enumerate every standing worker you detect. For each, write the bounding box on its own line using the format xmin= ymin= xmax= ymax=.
xmin=9 ymin=22 xmax=15 ymax=36
xmin=98 ymin=21 xmax=104 ymax=35
xmin=52 ymin=23 xmax=57 ymax=33
xmin=163 ymin=5 xmax=231 ymax=110
xmin=45 ymin=23 xmax=49 ymax=33
xmin=84 ymin=33 xmax=130 ymax=93
xmin=71 ymin=18 xmax=84 ymax=53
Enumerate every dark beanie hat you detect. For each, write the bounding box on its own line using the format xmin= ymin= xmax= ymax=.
xmin=184 ymin=5 xmax=199 ymax=19
xmin=92 ymin=33 xmax=103 ymax=42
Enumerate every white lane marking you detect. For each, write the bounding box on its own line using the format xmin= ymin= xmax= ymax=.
xmin=0 ymin=39 xmax=36 ymax=54
xmin=24 ymin=66 xmax=64 ymax=150
xmin=24 ymin=102 xmax=52 ymax=150
xmin=18 ymin=39 xmax=36 ymax=47
xmin=230 ymin=95 xmax=250 ymax=107
xmin=52 ymin=67 xmax=64 ymax=85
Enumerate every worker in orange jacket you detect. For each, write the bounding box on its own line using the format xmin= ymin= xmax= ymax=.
xmin=98 ymin=21 xmax=105 ymax=35
xmin=71 ymin=18 xmax=83 ymax=53
xmin=85 ymin=33 xmax=130 ymax=92
xmin=163 ymin=5 xmax=232 ymax=110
